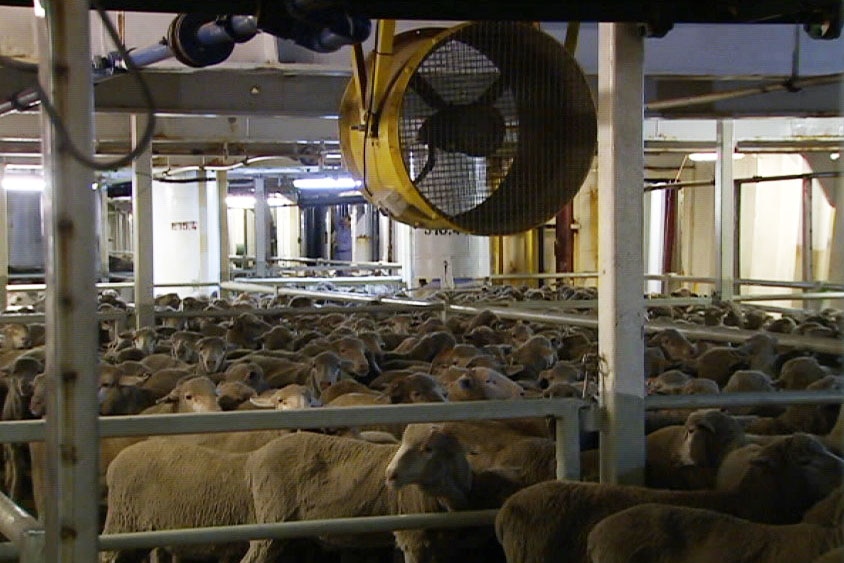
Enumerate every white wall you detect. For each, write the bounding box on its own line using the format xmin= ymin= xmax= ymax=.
xmin=152 ymin=178 xmax=220 ymax=296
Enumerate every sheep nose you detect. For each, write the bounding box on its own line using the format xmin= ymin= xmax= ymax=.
xmin=459 ymin=377 xmax=472 ymax=390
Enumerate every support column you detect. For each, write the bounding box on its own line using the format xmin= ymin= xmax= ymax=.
xmin=0 ymin=164 xmax=7 ymax=311
xmin=217 ymin=171 xmax=230 ymax=283
xmin=132 ymin=114 xmax=155 ymax=328
xmin=37 ymin=0 xmax=100 ymax=558
xmin=714 ymin=120 xmax=736 ymax=302
xmin=99 ymin=183 xmax=110 ymax=281
xmin=197 ymin=171 xmax=210 ymax=288
xmin=254 ymin=176 xmax=269 ymax=277
xmin=597 ymin=23 xmax=646 ymax=485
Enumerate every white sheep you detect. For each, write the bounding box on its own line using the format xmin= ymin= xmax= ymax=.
xmin=495 ymin=434 xmax=844 ymax=563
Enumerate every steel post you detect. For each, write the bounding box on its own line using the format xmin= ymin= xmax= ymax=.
xmin=714 ymin=120 xmax=736 ymax=301
xmin=0 ymin=164 xmax=7 ymax=311
xmin=217 ymin=171 xmax=231 ymax=283
xmin=98 ymin=184 xmax=110 ymax=281
xmin=132 ymin=113 xmax=155 ymax=328
xmin=254 ymin=176 xmax=269 ymax=277
xmin=197 ymin=171 xmax=210 ymax=290
xmin=36 ymin=0 xmax=101 ymax=558
xmin=597 ymin=23 xmax=646 ymax=485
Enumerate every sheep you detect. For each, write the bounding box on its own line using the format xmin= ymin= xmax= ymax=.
xmin=722 ymin=369 xmax=780 ymax=416
xmin=644 ymin=409 xmax=749 ymax=490
xmin=814 ymin=547 xmax=844 ymax=563
xmin=495 ymin=433 xmax=844 ymax=563
xmin=217 ymin=380 xmax=258 ymax=410
xmin=102 ymin=424 xmax=495 ymax=563
xmin=320 ymin=378 xmax=378 ymax=404
xmin=239 ymin=424 xmax=481 ymax=562
xmin=248 ymin=384 xmax=319 ymax=410
xmin=140 ymin=376 xmax=221 ymax=414
xmin=685 ymin=345 xmax=749 ymax=387
xmin=775 ymin=356 xmax=829 ymax=390
xmin=746 ymin=375 xmax=843 ymax=435
xmin=586 ymin=490 xmax=843 ymax=563
xmin=169 ymin=330 xmax=204 ymax=363
xmin=194 ymin=336 xmax=230 ymax=375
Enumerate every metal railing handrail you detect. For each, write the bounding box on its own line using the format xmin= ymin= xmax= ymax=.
xmin=646 ymin=390 xmax=844 ymax=410
xmin=98 ymin=510 xmax=500 ymax=552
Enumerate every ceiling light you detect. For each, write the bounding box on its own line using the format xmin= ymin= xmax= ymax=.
xmin=830 ymin=153 xmax=840 ymax=161
xmin=293 ymin=177 xmax=361 ymax=190
xmin=1 ymin=175 xmax=45 ymax=192
xmin=688 ymin=152 xmax=745 ymax=162
xmin=226 ymin=195 xmax=255 ymax=209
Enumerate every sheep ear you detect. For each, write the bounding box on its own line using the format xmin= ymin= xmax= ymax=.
xmin=118 ymin=374 xmax=150 ymax=386
xmin=249 ymin=396 xmax=274 ymax=408
xmin=695 ymin=418 xmax=716 ymax=433
xmin=155 ymin=394 xmax=178 ymax=405
xmin=505 ymin=364 xmax=524 ymax=378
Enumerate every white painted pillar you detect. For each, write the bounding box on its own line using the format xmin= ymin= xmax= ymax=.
xmin=714 ymin=120 xmax=736 ymax=301
xmin=254 ymin=176 xmax=269 ymax=276
xmin=98 ymin=183 xmax=110 ymax=281
xmin=0 ymin=164 xmax=7 ymax=311
xmin=217 ymin=171 xmax=231 ymax=283
xmin=37 ymin=0 xmax=99 ymax=557
xmin=597 ymin=23 xmax=646 ymax=485
xmin=132 ymin=114 xmax=155 ymax=328
xmin=197 ymin=171 xmax=210 ymax=286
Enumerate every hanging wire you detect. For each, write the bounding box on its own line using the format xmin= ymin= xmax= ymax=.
xmin=34 ymin=0 xmax=156 ymax=171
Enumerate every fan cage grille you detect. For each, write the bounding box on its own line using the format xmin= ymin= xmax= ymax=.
xmin=397 ymin=22 xmax=597 ymax=235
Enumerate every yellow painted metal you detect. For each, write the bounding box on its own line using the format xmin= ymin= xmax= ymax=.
xmin=339 ymin=24 xmax=472 ymax=231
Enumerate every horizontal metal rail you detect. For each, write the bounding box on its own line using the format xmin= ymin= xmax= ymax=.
xmin=646 ymin=390 xmax=844 ymax=410
xmin=154 ymin=304 xmax=435 ymax=319
xmin=237 ymin=276 xmax=404 ymax=285
xmin=98 ymin=510 xmax=499 ymax=552
xmin=0 ymin=309 xmax=129 ymax=324
xmin=5 ymin=282 xmax=135 ymax=292
xmin=0 ymin=399 xmax=593 ymax=443
xmin=732 ymin=292 xmax=844 ymax=302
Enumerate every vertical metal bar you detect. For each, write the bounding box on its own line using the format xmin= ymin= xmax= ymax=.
xmin=197 ymin=171 xmax=210 ymax=287
xmin=254 ymin=176 xmax=269 ymax=277
xmin=98 ymin=185 xmax=110 ymax=282
xmin=555 ymin=203 xmax=574 ymax=274
xmin=802 ymin=177 xmax=814 ymax=283
xmin=217 ymin=171 xmax=231 ymax=283
xmin=714 ymin=120 xmax=736 ymax=302
xmin=18 ymin=530 xmax=45 ymax=563
xmin=597 ymin=23 xmax=646 ymax=485
xmin=555 ymin=416 xmax=580 ymax=480
xmin=36 ymin=0 xmax=100 ymax=558
xmin=132 ymin=114 xmax=155 ymax=328
xmin=0 ymin=164 xmax=8 ymax=312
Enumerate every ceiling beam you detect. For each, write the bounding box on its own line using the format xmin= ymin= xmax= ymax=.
xmin=0 ymin=0 xmax=838 ymax=26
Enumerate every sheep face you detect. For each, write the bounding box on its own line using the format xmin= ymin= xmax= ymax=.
xmin=2 ymin=324 xmax=31 ymax=349
xmin=224 ymin=362 xmax=267 ymax=393
xmin=170 ymin=332 xmax=201 ymax=363
xmin=250 ymin=385 xmax=319 ymax=410
xmin=385 ymin=424 xmax=472 ymax=509
xmin=132 ymin=328 xmax=158 ymax=356
xmin=676 ymin=410 xmax=744 ymax=468
xmin=159 ymin=377 xmax=221 ymax=413
xmin=309 ymin=352 xmax=352 ymax=392
xmin=196 ymin=337 xmax=227 ymax=374
xmin=29 ymin=374 xmax=46 ymax=417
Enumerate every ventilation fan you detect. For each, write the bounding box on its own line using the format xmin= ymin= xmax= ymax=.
xmin=339 ymin=22 xmax=597 ymax=236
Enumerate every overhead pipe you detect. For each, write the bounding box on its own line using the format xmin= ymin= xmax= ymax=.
xmin=0 ymin=15 xmax=259 ymax=117
xmin=646 ymin=72 xmax=844 ymax=112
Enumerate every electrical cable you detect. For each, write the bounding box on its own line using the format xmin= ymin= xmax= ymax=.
xmin=34 ymin=0 xmax=156 ymax=171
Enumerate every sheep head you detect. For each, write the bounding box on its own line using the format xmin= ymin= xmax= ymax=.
xmin=385 ymin=424 xmax=472 ymax=510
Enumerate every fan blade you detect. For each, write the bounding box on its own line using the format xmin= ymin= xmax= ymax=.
xmin=412 ymin=145 xmax=437 ymax=185
xmin=476 ymin=75 xmax=506 ymax=106
xmin=409 ymin=73 xmax=449 ymax=110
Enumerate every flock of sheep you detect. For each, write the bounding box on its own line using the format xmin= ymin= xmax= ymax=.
xmin=0 ymin=285 xmax=841 ymax=562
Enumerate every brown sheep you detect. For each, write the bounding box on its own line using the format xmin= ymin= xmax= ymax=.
xmin=586 ymin=490 xmax=843 ymax=563
xmin=775 ymin=356 xmax=829 ymax=390
xmin=495 ymin=434 xmax=844 ymax=563
xmin=319 ymin=379 xmax=377 ymax=404
xmin=140 ymin=376 xmax=221 ymax=414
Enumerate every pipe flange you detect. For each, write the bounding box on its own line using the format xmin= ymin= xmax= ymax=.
xmin=168 ymin=13 xmax=235 ymax=68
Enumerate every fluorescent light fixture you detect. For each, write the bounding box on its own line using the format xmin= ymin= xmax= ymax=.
xmin=689 ymin=152 xmax=745 ymax=162
xmin=226 ymin=195 xmax=255 ymax=209
xmin=293 ymin=177 xmax=361 ymax=190
xmin=33 ymin=0 xmax=45 ymax=17
xmin=1 ymin=175 xmax=45 ymax=192
xmin=830 ymin=153 xmax=840 ymax=161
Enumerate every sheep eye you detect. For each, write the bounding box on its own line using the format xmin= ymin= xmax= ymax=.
xmin=422 ymin=446 xmax=433 ymax=453
xmin=184 ymin=394 xmax=193 ymax=400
